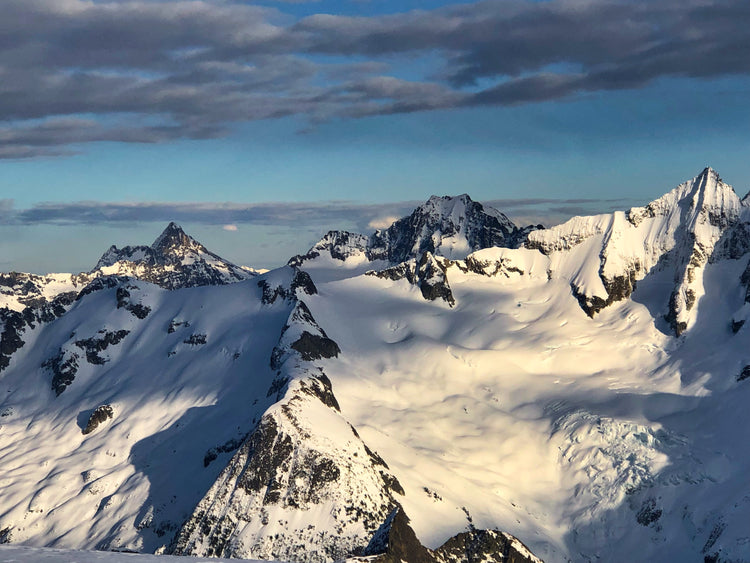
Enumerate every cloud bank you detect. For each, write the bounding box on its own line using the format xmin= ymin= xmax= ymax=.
xmin=0 ymin=197 xmax=634 ymax=234
xmin=1 ymin=0 xmax=748 ymax=158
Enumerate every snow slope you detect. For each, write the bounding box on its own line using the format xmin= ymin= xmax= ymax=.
xmin=3 ymin=168 xmax=750 ymax=563
xmin=299 ymin=168 xmax=750 ymax=563
xmin=0 ymin=545 xmax=264 ymax=563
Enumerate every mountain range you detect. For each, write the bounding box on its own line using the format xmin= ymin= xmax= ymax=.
xmin=1 ymin=167 xmax=750 ymax=563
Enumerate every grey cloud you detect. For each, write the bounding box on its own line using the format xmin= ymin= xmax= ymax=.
xmin=7 ymin=200 xmax=420 ymax=235
xmin=0 ymin=0 xmax=748 ymax=157
xmin=0 ymin=200 xmax=14 ymax=220
xmin=5 ymin=197 xmax=623 ymax=233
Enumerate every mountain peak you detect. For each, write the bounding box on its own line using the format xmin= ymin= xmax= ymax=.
xmin=687 ymin=166 xmax=738 ymax=218
xmin=369 ymin=193 xmax=530 ymax=262
xmin=91 ymin=222 xmax=257 ymax=289
xmin=421 ymin=194 xmax=474 ymax=217
xmin=693 ymin=166 xmax=725 ymax=193
xmin=151 ymin=222 xmax=194 ymax=253
xmin=698 ymin=166 xmax=718 ymax=179
xmin=425 ymin=193 xmax=472 ymax=204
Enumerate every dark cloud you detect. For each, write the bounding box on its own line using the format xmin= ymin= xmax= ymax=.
xmin=1 ymin=0 xmax=748 ymax=157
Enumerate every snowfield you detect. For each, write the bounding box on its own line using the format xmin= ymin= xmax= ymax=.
xmin=0 ymin=545 xmax=265 ymax=562
xmin=2 ymin=168 xmax=750 ymax=563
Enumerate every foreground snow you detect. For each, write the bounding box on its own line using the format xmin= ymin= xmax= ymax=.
xmin=0 ymin=545 xmax=266 ymax=562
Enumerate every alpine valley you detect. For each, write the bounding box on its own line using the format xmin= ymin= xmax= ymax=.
xmin=2 ymin=167 xmax=750 ymax=563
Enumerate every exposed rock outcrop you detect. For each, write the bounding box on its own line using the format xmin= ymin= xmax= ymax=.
xmin=258 ymin=267 xmax=318 ymax=305
xmin=350 ymin=506 xmax=543 ymax=563
xmin=82 ymin=404 xmax=114 ymax=435
xmin=368 ymin=195 xmax=537 ymax=263
xmin=368 ymin=252 xmax=455 ymax=307
xmin=44 ymin=329 xmax=130 ymax=395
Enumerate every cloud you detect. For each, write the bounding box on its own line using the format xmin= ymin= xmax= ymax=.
xmin=0 ymin=199 xmax=14 ymax=221
xmin=368 ymin=215 xmax=401 ymax=230
xmin=5 ymin=200 xmax=420 ymax=235
xmin=0 ymin=0 xmax=748 ymax=157
xmin=3 ymin=197 xmax=626 ymax=232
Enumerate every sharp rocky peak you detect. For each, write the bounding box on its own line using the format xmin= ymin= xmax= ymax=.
xmin=91 ymin=222 xmax=256 ymax=289
xmin=151 ymin=222 xmax=197 ymax=254
xmin=418 ymin=193 xmax=503 ymax=222
xmin=291 ymin=194 xmax=540 ymax=267
xmin=368 ymin=193 xmax=530 ymax=263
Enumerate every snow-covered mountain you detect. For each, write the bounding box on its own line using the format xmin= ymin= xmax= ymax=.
xmin=0 ymin=223 xmax=260 ymax=372
xmin=3 ymin=168 xmax=750 ymax=563
xmin=95 ymin=222 xmax=261 ymax=289
xmin=290 ymin=194 xmax=541 ymax=269
xmin=526 ymin=167 xmax=745 ymax=334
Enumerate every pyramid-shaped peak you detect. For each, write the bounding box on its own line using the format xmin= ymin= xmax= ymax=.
xmin=151 ymin=222 xmax=195 ymax=252
xmin=689 ymin=166 xmax=737 ymax=202
xmin=697 ymin=166 xmax=720 ymax=180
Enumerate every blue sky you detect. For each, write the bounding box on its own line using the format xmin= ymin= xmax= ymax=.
xmin=2 ymin=0 xmax=749 ymax=272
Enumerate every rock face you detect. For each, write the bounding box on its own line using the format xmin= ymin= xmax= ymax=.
xmin=0 ymin=291 xmax=77 ymax=372
xmin=292 ymin=195 xmax=541 ymax=268
xmin=45 ymin=328 xmax=131 ymax=395
xmin=360 ymin=507 xmax=434 ymax=563
xmin=368 ymin=252 xmax=456 ymax=307
xmin=172 ymin=297 xmax=404 ymax=563
xmin=95 ymin=222 xmax=259 ymax=290
xmin=353 ymin=506 xmax=542 ymax=563
xmin=434 ymin=529 xmax=543 ymax=563
xmin=258 ymin=267 xmax=318 ymax=306
xmin=368 ymin=194 xmax=537 ymax=263
xmin=289 ymin=231 xmax=370 ymax=267
xmin=82 ymin=405 xmax=114 ymax=435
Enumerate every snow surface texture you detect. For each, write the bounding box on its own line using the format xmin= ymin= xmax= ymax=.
xmin=0 ymin=545 xmax=262 ymax=562
xmin=3 ymin=169 xmax=750 ymax=563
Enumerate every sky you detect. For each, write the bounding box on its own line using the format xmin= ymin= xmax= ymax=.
xmin=1 ymin=0 xmax=749 ymax=273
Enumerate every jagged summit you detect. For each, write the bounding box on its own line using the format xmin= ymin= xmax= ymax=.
xmin=291 ymin=194 xmax=542 ymax=269
xmin=628 ymin=166 xmax=740 ymax=230
xmin=151 ymin=222 xmax=194 ymax=254
xmin=93 ymin=223 xmax=257 ymax=289
xmin=97 ymin=222 xmax=205 ymax=269
xmin=369 ymin=193 xmax=530 ymax=263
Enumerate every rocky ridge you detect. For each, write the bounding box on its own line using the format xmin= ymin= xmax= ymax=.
xmin=170 ymin=274 xmax=406 ymax=562
xmin=348 ymin=507 xmax=542 ymax=563
xmin=290 ymin=194 xmax=542 ymax=269
xmin=95 ymin=222 xmax=260 ymax=290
